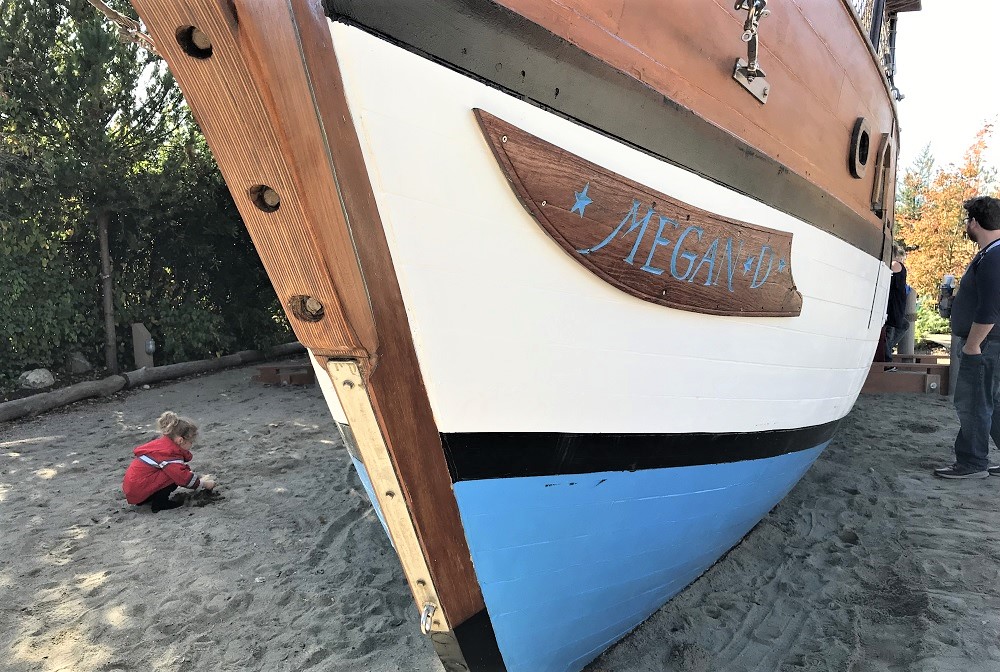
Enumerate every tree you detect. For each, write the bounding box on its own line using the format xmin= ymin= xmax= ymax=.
xmin=897 ymin=124 xmax=997 ymax=300
xmin=1 ymin=0 xmax=183 ymax=373
xmin=0 ymin=1 xmax=290 ymax=383
xmin=895 ymin=144 xmax=933 ymax=223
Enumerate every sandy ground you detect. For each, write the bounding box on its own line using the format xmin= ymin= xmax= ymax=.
xmin=2 ymin=364 xmax=999 ymax=672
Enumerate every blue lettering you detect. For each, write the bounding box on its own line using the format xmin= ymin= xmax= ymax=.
xmin=670 ymin=226 xmax=702 ymax=280
xmin=723 ymin=238 xmax=743 ymax=292
xmin=640 ymin=216 xmax=677 ymax=276
xmin=750 ymin=245 xmax=775 ymax=288
xmin=689 ymin=238 xmax=719 ymax=286
xmin=578 ymin=200 xmax=654 ymax=259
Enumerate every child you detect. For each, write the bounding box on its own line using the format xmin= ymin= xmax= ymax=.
xmin=122 ymin=411 xmax=216 ymax=512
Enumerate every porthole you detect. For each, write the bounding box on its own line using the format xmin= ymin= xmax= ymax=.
xmin=849 ymin=117 xmax=871 ymax=179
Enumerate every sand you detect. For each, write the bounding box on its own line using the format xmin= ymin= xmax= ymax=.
xmin=2 ymin=364 xmax=999 ymax=671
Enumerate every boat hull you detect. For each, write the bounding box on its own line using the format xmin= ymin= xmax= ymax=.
xmin=330 ymin=23 xmax=887 ymax=439
xmin=321 ymin=22 xmax=886 ymax=671
xmin=124 ymin=0 xmax=898 ymax=668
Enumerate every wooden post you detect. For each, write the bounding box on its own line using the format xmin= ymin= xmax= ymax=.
xmin=899 ymin=287 xmax=917 ymax=356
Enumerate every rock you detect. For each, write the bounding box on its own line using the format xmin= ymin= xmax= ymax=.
xmin=65 ymin=351 xmax=92 ymax=374
xmin=19 ymin=368 xmax=55 ymax=390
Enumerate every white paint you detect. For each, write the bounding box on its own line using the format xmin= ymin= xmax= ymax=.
xmin=329 ymin=24 xmax=890 ymax=434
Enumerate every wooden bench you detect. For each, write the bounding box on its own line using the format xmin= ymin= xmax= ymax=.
xmin=894 ymin=354 xmax=950 ymax=365
xmin=861 ymin=361 xmax=949 ymax=395
xmin=253 ymin=362 xmax=316 ymax=386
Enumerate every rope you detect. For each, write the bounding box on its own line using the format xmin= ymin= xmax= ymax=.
xmin=84 ymin=0 xmax=157 ymax=55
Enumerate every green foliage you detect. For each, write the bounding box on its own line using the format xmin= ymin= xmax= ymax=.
xmin=914 ymin=301 xmax=950 ymax=346
xmin=0 ymin=1 xmax=291 ymax=381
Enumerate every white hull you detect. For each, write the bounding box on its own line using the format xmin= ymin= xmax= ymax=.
xmin=327 ymin=23 xmax=888 ymax=435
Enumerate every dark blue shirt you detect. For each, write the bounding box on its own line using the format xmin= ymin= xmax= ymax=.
xmin=950 ymin=240 xmax=1000 ymax=338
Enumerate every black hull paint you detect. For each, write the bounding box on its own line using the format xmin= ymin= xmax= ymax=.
xmin=442 ymin=421 xmax=841 ymax=482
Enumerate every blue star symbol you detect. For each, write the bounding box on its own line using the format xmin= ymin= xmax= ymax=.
xmin=778 ymin=258 xmax=787 ymax=273
xmin=570 ymin=183 xmax=593 ymax=218
xmin=743 ymin=255 xmax=755 ymax=275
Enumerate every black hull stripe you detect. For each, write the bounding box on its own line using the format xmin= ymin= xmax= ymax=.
xmin=441 ymin=420 xmax=840 ymax=482
xmin=449 ymin=607 xmax=507 ymax=672
xmin=326 ymin=0 xmax=889 ymax=262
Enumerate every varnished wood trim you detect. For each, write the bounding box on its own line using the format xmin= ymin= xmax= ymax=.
xmin=442 ymin=421 xmax=841 ymax=482
xmin=129 ymin=0 xmax=367 ymax=354
xmin=287 ymin=0 xmax=486 ymax=628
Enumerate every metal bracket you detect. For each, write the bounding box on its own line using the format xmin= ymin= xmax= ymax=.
xmin=733 ymin=58 xmax=769 ymax=104
xmin=733 ymin=1 xmax=770 ymax=103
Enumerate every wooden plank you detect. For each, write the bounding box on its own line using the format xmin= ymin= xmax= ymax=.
xmin=861 ymin=363 xmax=948 ymax=394
xmin=861 ymin=367 xmax=929 ymax=394
xmin=476 ymin=109 xmax=802 ymax=317
xmin=326 ymin=360 xmax=450 ymax=631
xmin=285 ymin=0 xmax=486 ymax=629
xmin=126 ymin=0 xmax=370 ymax=358
xmin=895 ymin=354 xmax=950 ymax=364
xmin=493 ymin=0 xmax=898 ymax=228
xmin=885 ymin=362 xmax=950 ymax=394
xmin=924 ymin=374 xmax=941 ymax=394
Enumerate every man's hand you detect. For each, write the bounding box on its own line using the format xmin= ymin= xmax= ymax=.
xmin=964 ymin=322 xmax=995 ymax=356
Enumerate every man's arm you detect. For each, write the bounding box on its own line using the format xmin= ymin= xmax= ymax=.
xmin=963 ymin=322 xmax=995 ymax=355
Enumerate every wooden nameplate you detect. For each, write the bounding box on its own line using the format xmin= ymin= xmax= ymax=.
xmin=476 ymin=109 xmax=802 ymax=317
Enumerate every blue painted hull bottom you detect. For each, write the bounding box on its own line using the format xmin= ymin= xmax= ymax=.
xmin=451 ymin=442 xmax=829 ymax=672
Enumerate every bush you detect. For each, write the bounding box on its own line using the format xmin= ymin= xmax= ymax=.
xmin=914 ymin=301 xmax=950 ymax=346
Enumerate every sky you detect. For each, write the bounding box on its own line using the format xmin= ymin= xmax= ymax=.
xmin=893 ymin=1 xmax=1000 ymax=175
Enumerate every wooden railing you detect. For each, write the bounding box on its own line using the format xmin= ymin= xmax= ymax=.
xmin=848 ymin=0 xmax=895 ymax=93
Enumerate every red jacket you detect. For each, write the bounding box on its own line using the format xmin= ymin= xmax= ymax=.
xmin=122 ymin=435 xmax=201 ymax=505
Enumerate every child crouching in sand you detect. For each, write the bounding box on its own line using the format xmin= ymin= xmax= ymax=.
xmin=123 ymin=411 xmax=216 ymax=512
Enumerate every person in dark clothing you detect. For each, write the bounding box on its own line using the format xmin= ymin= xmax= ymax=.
xmin=885 ymin=245 xmax=908 ymax=362
xmin=934 ymin=195 xmax=1000 ymax=479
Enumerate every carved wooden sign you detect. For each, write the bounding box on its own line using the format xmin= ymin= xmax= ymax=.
xmin=475 ymin=109 xmax=802 ymax=317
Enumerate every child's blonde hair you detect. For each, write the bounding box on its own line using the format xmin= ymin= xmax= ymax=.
xmin=156 ymin=411 xmax=198 ymax=442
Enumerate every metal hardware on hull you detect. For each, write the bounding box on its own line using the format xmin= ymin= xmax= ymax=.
xmin=421 ymin=603 xmax=437 ymax=635
xmin=733 ymin=0 xmax=770 ymax=103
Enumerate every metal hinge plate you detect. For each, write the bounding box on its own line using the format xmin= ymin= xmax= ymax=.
xmin=733 ymin=58 xmax=770 ymax=104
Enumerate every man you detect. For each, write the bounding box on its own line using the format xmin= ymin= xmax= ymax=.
xmin=885 ymin=245 xmax=908 ymax=363
xmin=935 ymin=195 xmax=1000 ymax=479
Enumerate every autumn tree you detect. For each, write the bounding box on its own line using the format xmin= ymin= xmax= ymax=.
xmin=897 ymin=124 xmax=997 ymax=300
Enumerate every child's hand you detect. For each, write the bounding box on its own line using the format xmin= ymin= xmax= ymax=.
xmin=201 ymin=478 xmax=216 ymax=491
